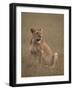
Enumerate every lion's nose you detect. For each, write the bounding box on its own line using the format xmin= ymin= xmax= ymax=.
xmin=38 ymin=35 xmax=41 ymax=38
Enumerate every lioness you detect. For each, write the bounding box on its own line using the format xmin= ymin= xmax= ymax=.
xmin=30 ymin=28 xmax=58 ymax=68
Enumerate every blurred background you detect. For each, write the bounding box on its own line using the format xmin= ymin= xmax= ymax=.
xmin=21 ymin=12 xmax=64 ymax=77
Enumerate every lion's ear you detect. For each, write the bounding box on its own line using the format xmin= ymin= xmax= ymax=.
xmin=30 ymin=28 xmax=35 ymax=33
xmin=39 ymin=28 xmax=43 ymax=34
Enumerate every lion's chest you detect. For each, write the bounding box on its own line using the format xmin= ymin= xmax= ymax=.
xmin=30 ymin=44 xmax=41 ymax=55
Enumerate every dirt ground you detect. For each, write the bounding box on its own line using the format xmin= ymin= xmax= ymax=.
xmin=21 ymin=13 xmax=64 ymax=77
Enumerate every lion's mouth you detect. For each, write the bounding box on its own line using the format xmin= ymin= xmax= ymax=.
xmin=36 ymin=38 xmax=41 ymax=41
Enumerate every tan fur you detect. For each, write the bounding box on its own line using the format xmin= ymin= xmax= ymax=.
xmin=30 ymin=28 xmax=58 ymax=67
